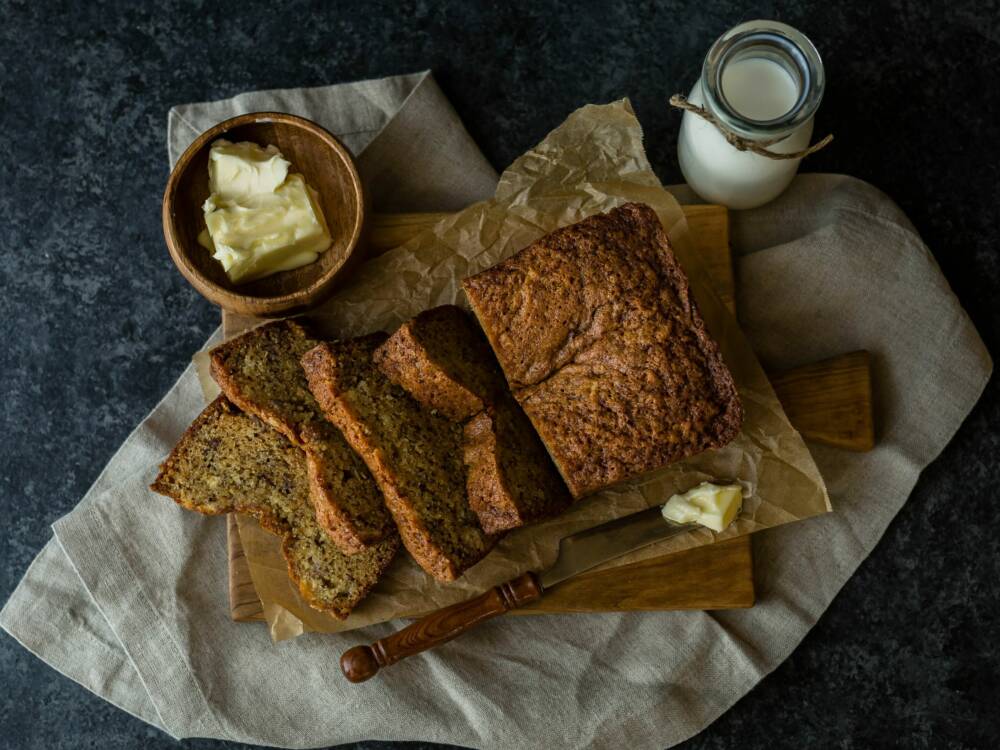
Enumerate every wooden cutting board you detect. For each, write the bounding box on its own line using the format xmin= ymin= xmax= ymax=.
xmin=224 ymin=204 xmax=874 ymax=622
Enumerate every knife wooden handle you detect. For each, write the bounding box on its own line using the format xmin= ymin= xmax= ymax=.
xmin=340 ymin=572 xmax=542 ymax=682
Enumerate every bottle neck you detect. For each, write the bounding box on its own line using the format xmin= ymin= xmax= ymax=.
xmin=701 ymin=21 xmax=825 ymax=141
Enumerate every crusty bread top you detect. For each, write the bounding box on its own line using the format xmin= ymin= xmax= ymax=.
xmin=373 ymin=305 xmax=506 ymax=422
xmin=462 ymin=202 xmax=742 ymax=498
xmin=150 ymin=397 xmax=398 ymax=619
xmin=209 ymin=319 xmax=394 ymax=552
xmin=302 ymin=335 xmax=496 ymax=581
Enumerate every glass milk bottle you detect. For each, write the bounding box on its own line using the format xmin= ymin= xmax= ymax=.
xmin=678 ymin=21 xmax=826 ymax=209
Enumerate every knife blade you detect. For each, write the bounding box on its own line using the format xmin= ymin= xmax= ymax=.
xmin=539 ymin=507 xmax=699 ymax=589
xmin=340 ymin=504 xmax=700 ymax=682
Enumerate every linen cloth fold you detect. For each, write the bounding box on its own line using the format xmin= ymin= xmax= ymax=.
xmin=1 ymin=70 xmax=991 ymax=749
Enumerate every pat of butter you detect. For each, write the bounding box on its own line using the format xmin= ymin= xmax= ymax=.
xmin=198 ymin=140 xmax=331 ymax=284
xmin=661 ymin=482 xmax=743 ymax=532
xmin=208 ymin=139 xmax=290 ymax=200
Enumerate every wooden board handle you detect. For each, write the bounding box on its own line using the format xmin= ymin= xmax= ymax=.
xmin=771 ymin=350 xmax=875 ymax=451
xmin=341 ymin=572 xmax=542 ymax=682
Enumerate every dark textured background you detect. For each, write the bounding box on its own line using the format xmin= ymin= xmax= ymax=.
xmin=1 ymin=0 xmax=997 ymax=748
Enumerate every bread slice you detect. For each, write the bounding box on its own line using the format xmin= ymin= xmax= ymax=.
xmin=302 ymin=334 xmax=496 ymax=581
xmin=373 ymin=305 xmax=505 ymax=421
xmin=463 ymin=395 xmax=572 ymax=534
xmin=151 ymin=397 xmax=399 ymax=619
xmin=375 ymin=304 xmax=571 ymax=534
xmin=209 ymin=320 xmax=393 ymax=553
xmin=462 ymin=202 xmax=743 ymax=498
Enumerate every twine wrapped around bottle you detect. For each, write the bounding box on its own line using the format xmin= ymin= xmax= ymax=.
xmin=670 ymin=94 xmax=833 ymax=160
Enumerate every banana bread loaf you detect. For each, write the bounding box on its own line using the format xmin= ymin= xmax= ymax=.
xmin=150 ymin=397 xmax=399 ymax=619
xmin=302 ymin=334 xmax=496 ymax=581
xmin=462 ymin=202 xmax=743 ymax=498
xmin=373 ymin=305 xmax=505 ymax=421
xmin=209 ymin=320 xmax=393 ymax=553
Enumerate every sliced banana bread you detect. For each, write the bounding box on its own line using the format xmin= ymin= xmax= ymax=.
xmin=462 ymin=202 xmax=743 ymax=498
xmin=150 ymin=397 xmax=399 ymax=619
xmin=463 ymin=395 xmax=572 ymax=534
xmin=209 ymin=320 xmax=393 ymax=553
xmin=376 ymin=304 xmax=572 ymax=534
xmin=302 ymin=334 xmax=496 ymax=581
xmin=372 ymin=305 xmax=506 ymax=421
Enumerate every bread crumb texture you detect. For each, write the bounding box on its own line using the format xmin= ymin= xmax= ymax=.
xmin=151 ymin=397 xmax=398 ymax=619
xmin=210 ymin=319 xmax=394 ymax=553
xmin=303 ymin=334 xmax=496 ymax=581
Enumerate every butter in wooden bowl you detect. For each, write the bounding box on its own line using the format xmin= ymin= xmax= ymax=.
xmin=198 ymin=140 xmax=332 ymax=284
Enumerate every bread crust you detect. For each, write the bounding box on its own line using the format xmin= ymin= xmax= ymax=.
xmin=462 ymin=409 xmax=522 ymax=534
xmin=462 ymin=396 xmax=573 ymax=534
xmin=373 ymin=305 xmax=503 ymax=421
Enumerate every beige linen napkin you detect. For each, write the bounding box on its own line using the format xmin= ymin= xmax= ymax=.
xmin=0 ymin=71 xmax=991 ymax=749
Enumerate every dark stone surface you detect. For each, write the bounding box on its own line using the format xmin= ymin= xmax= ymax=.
xmin=0 ymin=0 xmax=997 ymax=748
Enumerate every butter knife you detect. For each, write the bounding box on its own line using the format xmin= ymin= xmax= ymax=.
xmin=340 ymin=507 xmax=698 ymax=682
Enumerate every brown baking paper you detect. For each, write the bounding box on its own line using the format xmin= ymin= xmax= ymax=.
xmin=236 ymin=99 xmax=830 ymax=640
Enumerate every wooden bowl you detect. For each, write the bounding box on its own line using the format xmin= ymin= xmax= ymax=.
xmin=163 ymin=112 xmax=367 ymax=317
